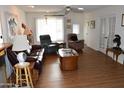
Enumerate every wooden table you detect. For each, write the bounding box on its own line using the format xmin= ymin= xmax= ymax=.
xmin=58 ymin=48 xmax=78 ymax=70
xmin=106 ymin=48 xmax=123 ymax=62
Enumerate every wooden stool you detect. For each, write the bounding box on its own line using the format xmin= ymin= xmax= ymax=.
xmin=14 ymin=62 xmax=33 ymax=88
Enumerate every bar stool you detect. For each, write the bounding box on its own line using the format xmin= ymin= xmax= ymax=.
xmin=14 ymin=62 xmax=33 ymax=88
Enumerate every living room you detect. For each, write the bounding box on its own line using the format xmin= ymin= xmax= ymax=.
xmin=1 ymin=0 xmax=124 ymax=90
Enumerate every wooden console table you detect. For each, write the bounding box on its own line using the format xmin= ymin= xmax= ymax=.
xmin=106 ymin=48 xmax=123 ymax=62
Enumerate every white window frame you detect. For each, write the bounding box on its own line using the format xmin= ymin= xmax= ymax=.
xmin=73 ymin=24 xmax=80 ymax=34
xmin=36 ymin=16 xmax=64 ymax=42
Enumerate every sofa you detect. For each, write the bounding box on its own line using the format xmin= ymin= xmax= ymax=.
xmin=6 ymin=45 xmax=44 ymax=75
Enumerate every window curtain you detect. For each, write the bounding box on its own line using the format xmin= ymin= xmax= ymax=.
xmin=36 ymin=16 xmax=64 ymax=42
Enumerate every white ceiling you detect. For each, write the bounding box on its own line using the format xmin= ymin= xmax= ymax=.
xmin=18 ymin=5 xmax=110 ymax=13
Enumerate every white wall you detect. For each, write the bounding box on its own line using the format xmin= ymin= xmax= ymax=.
xmin=0 ymin=5 xmax=26 ymax=43
xmin=83 ymin=5 xmax=124 ymax=64
xmin=71 ymin=12 xmax=84 ymax=40
xmin=0 ymin=5 xmax=26 ymax=83
xmin=25 ymin=11 xmax=84 ymax=44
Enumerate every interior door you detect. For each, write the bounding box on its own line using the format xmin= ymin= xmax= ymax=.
xmin=99 ymin=16 xmax=116 ymax=54
xmin=84 ymin=21 xmax=89 ymax=46
xmin=99 ymin=18 xmax=108 ymax=53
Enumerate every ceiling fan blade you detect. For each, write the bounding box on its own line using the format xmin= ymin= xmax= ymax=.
xmin=44 ymin=15 xmax=64 ymax=16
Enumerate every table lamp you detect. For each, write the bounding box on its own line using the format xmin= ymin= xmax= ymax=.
xmin=12 ymin=35 xmax=30 ymax=65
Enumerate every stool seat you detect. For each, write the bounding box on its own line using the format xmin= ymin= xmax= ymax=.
xmin=14 ymin=62 xmax=30 ymax=68
xmin=14 ymin=62 xmax=33 ymax=88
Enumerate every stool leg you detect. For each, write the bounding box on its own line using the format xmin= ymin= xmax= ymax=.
xmin=27 ymin=67 xmax=34 ymax=88
xmin=15 ymin=68 xmax=19 ymax=87
xmin=24 ymin=67 xmax=30 ymax=87
xmin=30 ymin=68 xmax=33 ymax=81
xmin=19 ymin=69 xmax=22 ymax=87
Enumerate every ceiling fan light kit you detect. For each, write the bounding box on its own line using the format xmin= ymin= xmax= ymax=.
xmin=27 ymin=5 xmax=35 ymax=8
xmin=78 ymin=7 xmax=84 ymax=10
xmin=66 ymin=6 xmax=71 ymax=12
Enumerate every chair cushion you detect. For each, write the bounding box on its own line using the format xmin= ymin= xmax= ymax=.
xmin=71 ymin=36 xmax=78 ymax=41
xmin=40 ymin=35 xmax=51 ymax=47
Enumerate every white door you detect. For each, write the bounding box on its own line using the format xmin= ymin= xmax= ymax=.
xmin=99 ymin=18 xmax=108 ymax=53
xmin=84 ymin=21 xmax=90 ymax=46
xmin=99 ymin=16 xmax=116 ymax=53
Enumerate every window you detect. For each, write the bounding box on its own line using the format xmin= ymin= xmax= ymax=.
xmin=73 ymin=24 xmax=79 ymax=34
xmin=36 ymin=16 xmax=64 ymax=42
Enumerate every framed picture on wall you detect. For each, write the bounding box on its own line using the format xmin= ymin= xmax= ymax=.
xmin=66 ymin=19 xmax=71 ymax=29
xmin=121 ymin=14 xmax=124 ymax=26
xmin=5 ymin=12 xmax=19 ymax=40
xmin=8 ymin=17 xmax=18 ymax=35
xmin=90 ymin=20 xmax=95 ymax=29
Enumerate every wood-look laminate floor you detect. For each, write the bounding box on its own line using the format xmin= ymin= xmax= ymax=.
xmin=35 ymin=47 xmax=124 ymax=88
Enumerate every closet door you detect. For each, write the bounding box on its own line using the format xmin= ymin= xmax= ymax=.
xmin=99 ymin=16 xmax=116 ymax=53
xmin=107 ymin=16 xmax=116 ymax=48
xmin=99 ymin=18 xmax=108 ymax=53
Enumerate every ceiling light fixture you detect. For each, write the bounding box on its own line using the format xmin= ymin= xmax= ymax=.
xmin=66 ymin=6 xmax=71 ymax=12
xmin=78 ymin=8 xmax=84 ymax=10
xmin=46 ymin=11 xmax=49 ymax=13
xmin=27 ymin=5 xmax=35 ymax=8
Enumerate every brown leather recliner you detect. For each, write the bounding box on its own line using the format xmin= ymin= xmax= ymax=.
xmin=67 ymin=33 xmax=84 ymax=52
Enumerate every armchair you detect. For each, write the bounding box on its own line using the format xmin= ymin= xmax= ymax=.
xmin=39 ymin=35 xmax=59 ymax=54
xmin=67 ymin=33 xmax=84 ymax=52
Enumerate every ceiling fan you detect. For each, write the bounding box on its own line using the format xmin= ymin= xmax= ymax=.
xmin=44 ymin=5 xmax=83 ymax=16
xmin=65 ymin=5 xmax=84 ymax=13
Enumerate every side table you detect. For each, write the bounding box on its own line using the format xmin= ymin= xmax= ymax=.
xmin=14 ymin=62 xmax=33 ymax=88
xmin=106 ymin=48 xmax=123 ymax=62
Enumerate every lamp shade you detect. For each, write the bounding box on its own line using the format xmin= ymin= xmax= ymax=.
xmin=12 ymin=35 xmax=30 ymax=51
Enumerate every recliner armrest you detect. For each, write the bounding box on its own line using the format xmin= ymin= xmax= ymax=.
xmin=75 ymin=40 xmax=84 ymax=43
